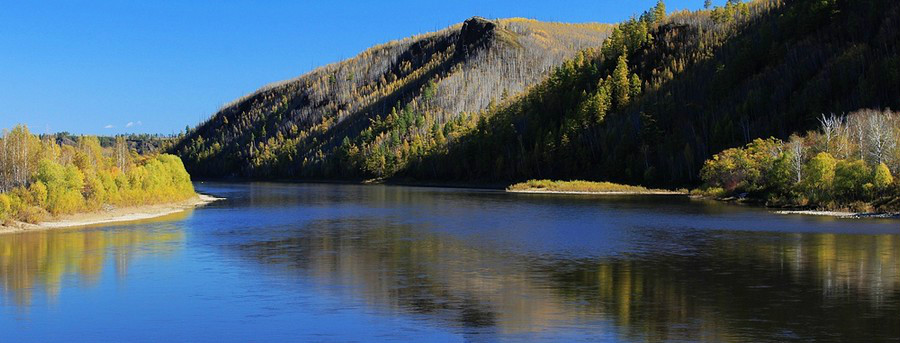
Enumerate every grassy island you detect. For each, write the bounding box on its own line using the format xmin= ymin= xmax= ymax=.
xmin=0 ymin=125 xmax=199 ymax=226
xmin=507 ymin=179 xmax=682 ymax=195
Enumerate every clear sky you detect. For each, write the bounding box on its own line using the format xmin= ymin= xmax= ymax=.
xmin=0 ymin=0 xmax=716 ymax=135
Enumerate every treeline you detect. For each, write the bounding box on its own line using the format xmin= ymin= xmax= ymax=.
xmin=0 ymin=125 xmax=195 ymax=223
xmin=48 ymin=132 xmax=175 ymax=155
xmin=171 ymin=17 xmax=612 ymax=179
xmin=399 ymin=0 xmax=900 ymax=188
xmin=700 ymin=109 xmax=898 ymax=211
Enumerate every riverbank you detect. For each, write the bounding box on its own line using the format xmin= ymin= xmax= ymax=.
xmin=193 ymin=177 xmax=509 ymax=191
xmin=0 ymin=193 xmax=223 ymax=235
xmin=692 ymin=193 xmax=899 ymax=219
xmin=507 ymin=180 xmax=685 ymax=195
xmin=774 ymin=210 xmax=899 ymax=219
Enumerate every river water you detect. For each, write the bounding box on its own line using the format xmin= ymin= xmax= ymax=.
xmin=1 ymin=182 xmax=898 ymax=342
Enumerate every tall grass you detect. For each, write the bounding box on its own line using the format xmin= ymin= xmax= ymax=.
xmin=507 ymin=179 xmax=678 ymax=193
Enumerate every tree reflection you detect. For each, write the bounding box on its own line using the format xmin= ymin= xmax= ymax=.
xmin=0 ymin=213 xmax=186 ymax=307
xmin=238 ymin=220 xmax=900 ymax=342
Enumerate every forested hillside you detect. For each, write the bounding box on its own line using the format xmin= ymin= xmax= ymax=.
xmin=404 ymin=0 xmax=900 ymax=187
xmin=174 ymin=0 xmax=899 ymax=189
xmin=171 ymin=17 xmax=612 ymax=178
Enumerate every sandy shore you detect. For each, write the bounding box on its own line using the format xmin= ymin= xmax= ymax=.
xmin=0 ymin=193 xmax=223 ymax=235
xmin=507 ymin=189 xmax=685 ymax=195
xmin=774 ymin=210 xmax=899 ymax=219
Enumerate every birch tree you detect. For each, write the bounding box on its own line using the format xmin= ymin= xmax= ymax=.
xmin=114 ymin=136 xmax=130 ymax=172
xmin=849 ymin=113 xmax=868 ymax=161
xmin=0 ymin=126 xmax=40 ymax=191
xmin=788 ymin=134 xmax=805 ymax=183
xmin=818 ymin=113 xmax=845 ymax=155
xmin=866 ymin=110 xmax=897 ymax=165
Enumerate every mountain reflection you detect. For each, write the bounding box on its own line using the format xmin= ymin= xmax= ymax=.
xmin=238 ymin=220 xmax=900 ymax=342
xmin=0 ymin=212 xmax=187 ymax=307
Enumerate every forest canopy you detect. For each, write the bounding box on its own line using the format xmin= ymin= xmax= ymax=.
xmin=0 ymin=125 xmax=196 ymax=224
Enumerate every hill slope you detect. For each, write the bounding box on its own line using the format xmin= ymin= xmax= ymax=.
xmin=171 ymin=17 xmax=612 ymax=178
xmin=400 ymin=0 xmax=900 ymax=186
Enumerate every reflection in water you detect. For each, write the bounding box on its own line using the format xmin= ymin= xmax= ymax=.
xmin=0 ymin=212 xmax=186 ymax=307
xmin=1 ymin=183 xmax=898 ymax=342
xmin=239 ymin=218 xmax=900 ymax=342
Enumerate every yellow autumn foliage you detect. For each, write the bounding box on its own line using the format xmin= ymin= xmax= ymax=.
xmin=0 ymin=125 xmax=196 ymax=223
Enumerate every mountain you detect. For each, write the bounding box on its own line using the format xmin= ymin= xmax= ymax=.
xmin=173 ymin=0 xmax=899 ymax=188
xmin=398 ymin=0 xmax=900 ymax=186
xmin=171 ymin=17 xmax=613 ymax=178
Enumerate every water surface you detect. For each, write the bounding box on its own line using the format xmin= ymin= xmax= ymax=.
xmin=1 ymin=183 xmax=898 ymax=342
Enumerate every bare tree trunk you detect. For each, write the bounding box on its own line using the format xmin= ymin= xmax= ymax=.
xmin=789 ymin=136 xmax=804 ymax=183
xmin=867 ymin=110 xmax=897 ymax=164
xmin=852 ymin=113 xmax=867 ymax=161
xmin=0 ymin=133 xmax=7 ymax=192
xmin=819 ymin=113 xmax=845 ymax=154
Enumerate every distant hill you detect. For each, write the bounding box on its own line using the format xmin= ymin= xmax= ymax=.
xmin=171 ymin=17 xmax=613 ymax=178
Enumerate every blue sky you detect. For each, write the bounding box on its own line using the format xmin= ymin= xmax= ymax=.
xmin=0 ymin=0 xmax=716 ymax=135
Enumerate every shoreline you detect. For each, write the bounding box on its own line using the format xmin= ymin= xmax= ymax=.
xmin=194 ymin=177 xmax=508 ymax=191
xmin=774 ymin=210 xmax=899 ymax=219
xmin=509 ymin=189 xmax=898 ymax=218
xmin=694 ymin=195 xmax=899 ymax=219
xmin=507 ymin=189 xmax=686 ymax=196
xmin=0 ymin=193 xmax=223 ymax=235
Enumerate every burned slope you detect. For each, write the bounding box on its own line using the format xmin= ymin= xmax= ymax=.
xmin=172 ymin=17 xmax=612 ymax=178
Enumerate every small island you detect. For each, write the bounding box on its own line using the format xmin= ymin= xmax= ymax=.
xmin=0 ymin=125 xmax=218 ymax=234
xmin=507 ymin=179 xmax=684 ymax=195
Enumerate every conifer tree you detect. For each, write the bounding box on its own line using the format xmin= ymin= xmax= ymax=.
xmin=652 ymin=0 xmax=667 ymax=23
xmin=612 ymin=54 xmax=631 ymax=108
xmin=629 ymin=73 xmax=642 ymax=98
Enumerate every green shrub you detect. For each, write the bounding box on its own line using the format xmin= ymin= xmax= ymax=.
xmin=0 ymin=194 xmax=10 ymax=221
xmin=802 ymin=152 xmax=837 ymax=205
xmin=833 ymin=160 xmax=871 ymax=200
xmin=874 ymin=163 xmax=894 ymax=191
xmin=28 ymin=181 xmax=48 ymax=208
xmin=700 ymin=138 xmax=782 ymax=194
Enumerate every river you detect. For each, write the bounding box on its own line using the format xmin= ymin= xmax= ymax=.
xmin=1 ymin=182 xmax=898 ymax=342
